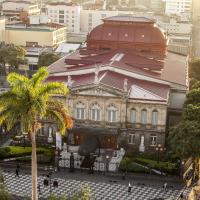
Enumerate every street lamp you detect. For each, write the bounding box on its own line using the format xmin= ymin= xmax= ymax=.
xmin=105 ymin=155 xmax=110 ymax=174
xmin=155 ymin=144 xmax=166 ymax=163
xmin=22 ymin=132 xmax=28 ymax=149
xmin=55 ymin=147 xmax=61 ymax=171
xmin=43 ymin=166 xmax=58 ymax=195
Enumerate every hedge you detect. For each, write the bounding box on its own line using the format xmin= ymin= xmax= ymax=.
xmin=119 ymin=157 xmax=146 ymax=173
xmin=135 ymin=157 xmax=177 ymax=174
xmin=0 ymin=146 xmax=54 ymax=159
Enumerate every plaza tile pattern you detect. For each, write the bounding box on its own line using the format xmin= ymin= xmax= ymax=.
xmin=3 ymin=172 xmax=189 ymax=200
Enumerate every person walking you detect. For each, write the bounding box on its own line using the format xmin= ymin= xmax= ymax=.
xmin=128 ymin=182 xmax=132 ymax=193
xmin=15 ymin=167 xmax=19 ymax=177
xmin=163 ymin=182 xmax=168 ymax=192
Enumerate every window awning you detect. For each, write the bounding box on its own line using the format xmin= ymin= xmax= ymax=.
xmin=71 ymin=126 xmax=119 ymax=135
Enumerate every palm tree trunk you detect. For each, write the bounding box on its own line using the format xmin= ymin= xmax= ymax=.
xmin=31 ymin=130 xmax=38 ymax=200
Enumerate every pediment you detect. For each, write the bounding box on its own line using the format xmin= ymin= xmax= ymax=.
xmin=72 ymin=85 xmax=124 ymax=97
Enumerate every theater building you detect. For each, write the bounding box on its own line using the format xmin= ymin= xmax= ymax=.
xmin=46 ymin=16 xmax=188 ymax=158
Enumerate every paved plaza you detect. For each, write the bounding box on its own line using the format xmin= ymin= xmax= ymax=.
xmin=3 ymin=171 xmax=190 ymax=200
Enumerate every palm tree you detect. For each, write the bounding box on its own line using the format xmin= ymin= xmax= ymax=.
xmin=0 ymin=67 xmax=72 ymax=200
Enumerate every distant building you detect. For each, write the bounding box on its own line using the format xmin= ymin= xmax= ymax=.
xmin=157 ymin=18 xmax=192 ymax=35
xmin=2 ymin=0 xmax=40 ymax=21
xmin=80 ymin=10 xmax=133 ymax=33
xmin=4 ymin=23 xmax=66 ymax=47
xmin=46 ymin=2 xmax=81 ymax=33
xmin=134 ymin=0 xmax=150 ymax=8
xmin=118 ymin=0 xmax=130 ymax=7
xmin=0 ymin=18 xmax=6 ymax=42
xmin=150 ymin=0 xmax=165 ymax=13
xmin=191 ymin=0 xmax=200 ymax=58
xmin=165 ymin=0 xmax=192 ymax=16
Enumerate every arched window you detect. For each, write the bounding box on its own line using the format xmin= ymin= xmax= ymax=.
xmin=76 ymin=102 xmax=85 ymax=120
xmin=91 ymin=104 xmax=101 ymax=121
xmin=141 ymin=109 xmax=147 ymax=124
xmin=130 ymin=108 xmax=136 ymax=123
xmin=152 ymin=110 xmax=158 ymax=125
xmin=107 ymin=105 xmax=117 ymax=122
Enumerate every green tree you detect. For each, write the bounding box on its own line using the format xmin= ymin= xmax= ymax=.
xmin=189 ymin=59 xmax=200 ymax=81
xmin=0 ymin=184 xmax=13 ymax=200
xmin=184 ymin=88 xmax=200 ymax=106
xmin=0 ymin=67 xmax=72 ymax=200
xmin=0 ymin=45 xmax=26 ymax=69
xmin=0 ymin=169 xmax=13 ymax=200
xmin=169 ymin=81 xmax=200 ymax=159
xmin=38 ymin=52 xmax=60 ymax=67
xmin=183 ymin=104 xmax=200 ymax=122
xmin=169 ymin=121 xmax=200 ymax=159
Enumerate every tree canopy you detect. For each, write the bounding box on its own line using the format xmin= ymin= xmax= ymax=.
xmin=169 ymin=121 xmax=200 ymax=159
xmin=38 ymin=52 xmax=60 ymax=67
xmin=0 ymin=44 xmax=26 ymax=69
xmin=0 ymin=67 xmax=72 ymax=200
xmin=189 ymin=59 xmax=200 ymax=81
xmin=169 ymin=67 xmax=200 ymax=159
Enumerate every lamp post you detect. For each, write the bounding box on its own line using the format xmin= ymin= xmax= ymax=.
xmin=55 ymin=147 xmax=61 ymax=171
xmin=22 ymin=132 xmax=28 ymax=149
xmin=105 ymin=155 xmax=110 ymax=174
xmin=155 ymin=144 xmax=164 ymax=163
xmin=44 ymin=166 xmax=58 ymax=196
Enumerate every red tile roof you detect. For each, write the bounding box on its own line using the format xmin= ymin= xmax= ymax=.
xmin=47 ymin=17 xmax=187 ymax=102
xmin=47 ymin=48 xmax=187 ymax=87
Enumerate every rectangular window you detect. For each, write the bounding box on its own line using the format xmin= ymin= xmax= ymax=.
xmin=92 ymin=109 xmax=96 ymax=121
xmin=130 ymin=109 xmax=136 ymax=123
xmin=141 ymin=110 xmax=147 ymax=124
xmin=59 ymin=19 xmax=64 ymax=23
xmin=108 ymin=110 xmax=117 ymax=122
xmin=76 ymin=108 xmax=84 ymax=120
xmin=152 ymin=111 xmax=158 ymax=125
xmin=38 ymin=126 xmax=45 ymax=136
xmin=128 ymin=134 xmax=135 ymax=144
xmin=150 ymin=135 xmax=157 ymax=146
xmin=59 ymin=10 xmax=64 ymax=14
xmin=91 ymin=109 xmax=100 ymax=121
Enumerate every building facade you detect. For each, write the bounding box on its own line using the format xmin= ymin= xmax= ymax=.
xmin=157 ymin=18 xmax=192 ymax=35
xmin=4 ymin=23 xmax=66 ymax=47
xmin=2 ymin=0 xmax=40 ymax=21
xmin=46 ymin=16 xmax=188 ymax=155
xmin=80 ymin=10 xmax=139 ymax=33
xmin=46 ymin=2 xmax=81 ymax=33
xmin=192 ymin=0 xmax=200 ymax=58
xmin=165 ymin=0 xmax=192 ymax=15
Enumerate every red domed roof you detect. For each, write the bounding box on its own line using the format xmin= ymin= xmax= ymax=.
xmin=87 ymin=16 xmax=168 ymax=55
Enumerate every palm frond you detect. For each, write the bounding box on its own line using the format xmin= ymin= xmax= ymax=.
xmin=0 ymin=107 xmax=19 ymax=130
xmin=7 ymin=72 xmax=29 ymax=87
xmin=39 ymin=82 xmax=68 ymax=97
xmin=47 ymin=99 xmax=73 ymax=129
xmin=46 ymin=110 xmax=66 ymax=134
xmin=0 ymin=91 xmax=18 ymax=107
xmin=31 ymin=67 xmax=48 ymax=87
